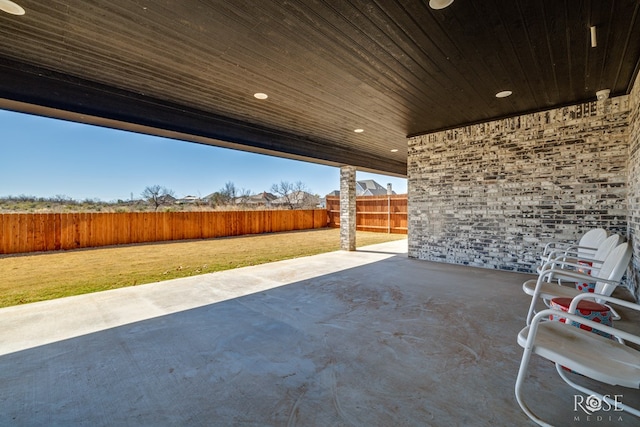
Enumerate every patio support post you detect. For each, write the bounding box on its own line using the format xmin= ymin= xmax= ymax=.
xmin=340 ymin=165 xmax=356 ymax=251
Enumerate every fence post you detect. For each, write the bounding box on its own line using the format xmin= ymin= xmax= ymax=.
xmin=387 ymin=183 xmax=393 ymax=233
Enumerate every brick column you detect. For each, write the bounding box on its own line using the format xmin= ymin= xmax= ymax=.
xmin=340 ymin=166 xmax=356 ymax=251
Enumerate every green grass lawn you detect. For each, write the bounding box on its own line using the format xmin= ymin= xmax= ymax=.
xmin=0 ymin=228 xmax=406 ymax=308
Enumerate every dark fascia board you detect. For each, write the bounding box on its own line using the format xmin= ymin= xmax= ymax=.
xmin=0 ymin=57 xmax=406 ymax=177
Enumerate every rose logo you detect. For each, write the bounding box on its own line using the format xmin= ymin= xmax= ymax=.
xmin=584 ymin=395 xmax=602 ymax=414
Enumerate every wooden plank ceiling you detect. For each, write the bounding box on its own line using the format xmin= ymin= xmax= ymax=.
xmin=0 ymin=0 xmax=639 ymax=176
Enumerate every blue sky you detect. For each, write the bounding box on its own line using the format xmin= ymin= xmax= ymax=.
xmin=0 ymin=109 xmax=407 ymax=201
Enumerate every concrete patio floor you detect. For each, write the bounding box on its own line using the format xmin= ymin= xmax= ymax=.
xmin=1 ymin=239 xmax=639 ymax=426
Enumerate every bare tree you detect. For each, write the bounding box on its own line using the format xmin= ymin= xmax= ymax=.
xmin=234 ymin=187 xmax=253 ymax=208
xmin=270 ymin=180 xmax=314 ymax=209
xmin=207 ymin=192 xmax=224 ymax=208
xmin=141 ymin=185 xmax=175 ymax=211
xmin=209 ymin=181 xmax=238 ymax=208
xmin=221 ymin=181 xmax=237 ymax=202
xmin=53 ymin=194 xmax=74 ymax=204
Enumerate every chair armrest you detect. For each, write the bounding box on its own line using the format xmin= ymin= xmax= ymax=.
xmin=541 ymin=242 xmax=594 ymax=257
xmin=545 ymin=247 xmax=578 ymax=258
xmin=534 ymin=268 xmax=620 ymax=287
xmin=529 ymin=308 xmax=640 ymax=348
xmin=545 ymin=246 xmax=600 ymax=261
xmin=543 ymin=241 xmax=568 ymax=255
xmin=570 ymin=244 xmax=600 ymax=252
xmin=568 ymin=293 xmax=640 ymax=314
xmin=542 ymin=245 xmax=576 ymax=259
xmin=546 ymin=254 xmax=604 ymax=266
xmin=538 ymin=259 xmax=598 ymax=275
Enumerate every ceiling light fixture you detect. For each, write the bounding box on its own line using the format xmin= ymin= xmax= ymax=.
xmin=390 ymin=149 xmax=399 ymax=152
xmin=253 ymin=93 xmax=268 ymax=100
xmin=596 ymin=89 xmax=610 ymax=101
xmin=0 ymin=0 xmax=25 ymax=15
xmin=495 ymin=90 xmax=513 ymax=98
xmin=354 ymin=128 xmax=364 ymax=133
xmin=429 ymin=0 xmax=454 ymax=10
xmin=590 ymin=26 xmax=597 ymax=48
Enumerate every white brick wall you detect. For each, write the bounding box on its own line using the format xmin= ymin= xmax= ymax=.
xmin=626 ymin=71 xmax=640 ymax=299
xmin=408 ymin=98 xmax=630 ymax=279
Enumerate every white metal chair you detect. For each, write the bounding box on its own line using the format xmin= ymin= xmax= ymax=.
xmin=539 ymin=228 xmax=608 ymax=268
xmin=515 ymin=293 xmax=640 ymax=426
xmin=536 ymin=233 xmax=620 ymax=279
xmin=523 ymin=242 xmax=632 ymax=325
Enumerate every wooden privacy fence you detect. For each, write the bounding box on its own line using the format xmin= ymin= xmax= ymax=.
xmin=0 ymin=210 xmax=328 ymax=255
xmin=326 ymin=195 xmax=407 ymax=234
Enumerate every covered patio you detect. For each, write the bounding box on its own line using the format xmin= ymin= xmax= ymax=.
xmin=1 ymin=240 xmax=638 ymax=426
xmin=2 ymin=1 xmax=640 ymax=425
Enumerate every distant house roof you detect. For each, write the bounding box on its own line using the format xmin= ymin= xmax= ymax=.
xmin=271 ymin=191 xmax=320 ymax=207
xmin=159 ymin=194 xmax=177 ymax=203
xmin=175 ymin=195 xmax=200 ymax=204
xmin=357 ymin=180 xmax=390 ymax=196
xmin=236 ymin=192 xmax=277 ymax=205
xmin=329 ymin=180 xmax=395 ymax=197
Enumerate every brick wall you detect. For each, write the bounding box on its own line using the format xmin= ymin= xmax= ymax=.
xmin=627 ymin=71 xmax=640 ymax=299
xmin=408 ymin=97 xmax=630 ymax=276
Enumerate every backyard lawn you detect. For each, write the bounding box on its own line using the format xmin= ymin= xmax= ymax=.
xmin=0 ymin=228 xmax=406 ymax=308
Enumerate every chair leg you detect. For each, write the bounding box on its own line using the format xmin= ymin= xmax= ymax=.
xmin=515 ymin=342 xmax=554 ymax=426
xmin=526 ymin=296 xmax=539 ymax=326
xmin=555 ymin=365 xmax=640 ymax=418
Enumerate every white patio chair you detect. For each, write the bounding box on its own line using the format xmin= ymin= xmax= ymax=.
xmin=515 ymin=293 xmax=640 ymax=426
xmin=539 ymin=228 xmax=607 ymax=267
xmin=536 ymin=234 xmax=620 ymax=279
xmin=523 ymin=242 xmax=632 ymax=325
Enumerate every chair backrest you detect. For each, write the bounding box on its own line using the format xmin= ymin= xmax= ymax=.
xmin=588 ymin=234 xmax=620 ymax=275
xmin=577 ymin=228 xmax=608 ymax=258
xmin=594 ymin=242 xmax=633 ymax=296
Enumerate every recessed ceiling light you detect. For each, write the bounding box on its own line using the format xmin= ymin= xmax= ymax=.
xmin=495 ymin=90 xmax=513 ymax=98
xmin=429 ymin=0 xmax=454 ymax=10
xmin=253 ymin=93 xmax=268 ymax=100
xmin=354 ymin=129 xmax=364 ymax=133
xmin=0 ymin=0 xmax=25 ymax=15
xmin=390 ymin=149 xmax=399 ymax=152
xmin=596 ymin=89 xmax=610 ymax=101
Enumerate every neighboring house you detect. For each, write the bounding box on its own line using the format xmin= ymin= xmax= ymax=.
xmin=357 ymin=180 xmax=394 ymax=196
xmin=159 ymin=194 xmax=177 ymax=204
xmin=175 ymin=195 xmax=200 ymax=204
xmin=329 ymin=180 xmax=395 ymax=197
xmin=235 ymin=192 xmax=277 ymax=207
xmin=271 ymin=191 xmax=321 ymax=209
